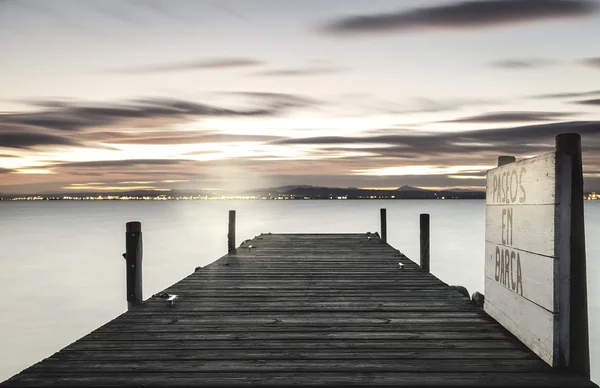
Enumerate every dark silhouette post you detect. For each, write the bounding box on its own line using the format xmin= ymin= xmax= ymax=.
xmin=497 ymin=155 xmax=516 ymax=167
xmin=380 ymin=208 xmax=387 ymax=243
xmin=125 ymin=221 xmax=143 ymax=310
xmin=228 ymin=210 xmax=236 ymax=252
xmin=420 ymin=214 xmax=430 ymax=272
xmin=556 ymin=133 xmax=589 ymax=377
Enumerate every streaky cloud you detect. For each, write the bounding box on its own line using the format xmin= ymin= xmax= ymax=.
xmin=270 ymin=121 xmax=600 ymax=158
xmin=0 ymin=132 xmax=81 ymax=149
xmin=101 ymin=132 xmax=284 ymax=145
xmin=581 ymin=57 xmax=600 ymax=68
xmin=441 ymin=111 xmax=575 ymax=123
xmin=53 ymin=159 xmax=188 ymax=169
xmin=489 ymin=58 xmax=557 ymax=69
xmin=321 ymin=0 xmax=597 ymax=35
xmin=531 ymin=89 xmax=600 ymax=99
xmin=107 ymin=58 xmax=264 ymax=74
xmin=250 ymin=66 xmax=345 ymax=77
xmin=574 ymin=98 xmax=600 ymax=105
xmin=216 ymin=91 xmax=320 ymax=109
xmin=0 ymin=97 xmax=282 ymax=132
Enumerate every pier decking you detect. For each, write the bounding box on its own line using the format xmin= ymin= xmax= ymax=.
xmin=1 ymin=233 xmax=596 ymax=387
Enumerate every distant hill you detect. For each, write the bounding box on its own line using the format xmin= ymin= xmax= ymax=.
xmin=248 ymin=185 xmax=485 ymax=199
xmin=396 ymin=185 xmax=427 ymax=192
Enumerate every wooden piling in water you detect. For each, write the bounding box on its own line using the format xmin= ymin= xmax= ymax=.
xmin=228 ymin=210 xmax=236 ymax=253
xmin=420 ymin=213 xmax=430 ymax=272
xmin=380 ymin=208 xmax=387 ymax=244
xmin=125 ymin=221 xmax=143 ymax=310
xmin=556 ymin=133 xmax=590 ymax=377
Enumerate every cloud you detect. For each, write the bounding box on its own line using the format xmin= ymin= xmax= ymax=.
xmin=51 ymin=159 xmax=188 ymax=169
xmin=320 ymin=0 xmax=597 ymax=35
xmin=250 ymin=66 xmax=345 ymax=77
xmin=403 ymin=97 xmax=501 ymax=114
xmin=0 ymin=167 xmax=14 ymax=174
xmin=0 ymin=97 xmax=281 ymax=132
xmin=271 ymin=120 xmax=600 ymax=158
xmin=531 ymin=89 xmax=600 ymax=99
xmin=574 ymin=98 xmax=600 ymax=105
xmin=0 ymin=132 xmax=80 ymax=149
xmin=98 ymin=131 xmax=284 ymax=145
xmin=441 ymin=111 xmax=575 ymax=123
xmin=489 ymin=58 xmax=557 ymax=69
xmin=216 ymin=91 xmax=320 ymax=109
xmin=108 ymin=58 xmax=264 ymax=74
xmin=581 ymin=57 xmax=600 ymax=68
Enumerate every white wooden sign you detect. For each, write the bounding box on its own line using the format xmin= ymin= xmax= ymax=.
xmin=484 ymin=150 xmax=572 ymax=367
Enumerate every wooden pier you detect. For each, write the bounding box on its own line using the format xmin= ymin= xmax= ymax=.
xmin=1 ymin=232 xmax=596 ymax=387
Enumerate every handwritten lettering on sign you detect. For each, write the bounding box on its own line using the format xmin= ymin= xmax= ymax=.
xmin=490 ymin=166 xmax=526 ymax=204
xmin=490 ymin=164 xmax=527 ymax=297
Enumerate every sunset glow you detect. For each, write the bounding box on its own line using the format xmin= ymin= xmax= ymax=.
xmin=1 ymin=0 xmax=599 ymax=194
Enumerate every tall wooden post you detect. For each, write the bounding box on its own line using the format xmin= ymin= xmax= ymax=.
xmin=497 ymin=155 xmax=516 ymax=167
xmin=420 ymin=213 xmax=430 ymax=272
xmin=556 ymin=133 xmax=589 ymax=377
xmin=125 ymin=221 xmax=143 ymax=310
xmin=380 ymin=208 xmax=387 ymax=244
xmin=228 ymin=210 xmax=236 ymax=252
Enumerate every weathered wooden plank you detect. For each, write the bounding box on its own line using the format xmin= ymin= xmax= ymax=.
xmin=130 ymin=305 xmax=480 ymax=313
xmin=81 ymin=331 xmax=514 ymax=341
xmin=6 ymin=372 xmax=596 ymax=388
xmin=93 ymin=324 xmax=503 ymax=334
xmin=486 ymin=152 xmax=556 ymax=205
xmin=484 ymin=278 xmax=555 ymax=365
xmin=112 ymin=313 xmax=491 ymax=324
xmin=133 ymin=297 xmax=470 ymax=306
xmin=484 ymin=241 xmax=555 ymax=311
xmin=28 ymin=359 xmax=552 ymax=373
xmin=49 ymin=348 xmax=538 ymax=361
xmin=485 ymin=204 xmax=556 ymax=257
xmin=154 ymin=290 xmax=464 ymax=296
xmin=56 ymin=339 xmax=526 ymax=351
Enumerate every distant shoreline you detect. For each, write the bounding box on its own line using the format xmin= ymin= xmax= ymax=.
xmin=0 ymin=196 xmax=486 ymax=201
xmin=1 ymin=185 xmax=598 ymax=201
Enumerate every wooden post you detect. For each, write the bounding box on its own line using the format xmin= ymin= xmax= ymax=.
xmin=380 ymin=208 xmax=387 ymax=243
xmin=125 ymin=221 xmax=143 ymax=310
xmin=228 ymin=210 xmax=236 ymax=252
xmin=420 ymin=213 xmax=430 ymax=272
xmin=497 ymin=155 xmax=516 ymax=167
xmin=556 ymin=133 xmax=589 ymax=377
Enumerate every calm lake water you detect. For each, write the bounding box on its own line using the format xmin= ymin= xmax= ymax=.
xmin=0 ymin=199 xmax=599 ymax=383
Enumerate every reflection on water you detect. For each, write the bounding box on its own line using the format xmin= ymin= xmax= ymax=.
xmin=0 ymin=200 xmax=598 ymax=383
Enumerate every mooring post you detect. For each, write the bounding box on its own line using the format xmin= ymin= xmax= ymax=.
xmin=125 ymin=221 xmax=143 ymax=310
xmin=228 ymin=210 xmax=236 ymax=252
xmin=380 ymin=208 xmax=387 ymax=243
xmin=556 ymin=133 xmax=589 ymax=378
xmin=420 ymin=213 xmax=430 ymax=272
xmin=497 ymin=155 xmax=516 ymax=167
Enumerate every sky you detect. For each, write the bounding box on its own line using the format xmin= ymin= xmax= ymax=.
xmin=1 ymin=0 xmax=599 ymax=194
